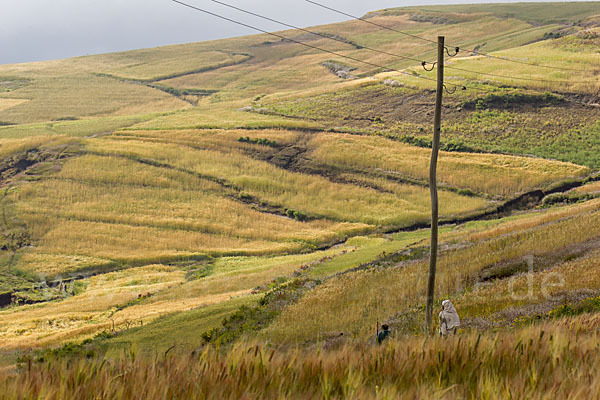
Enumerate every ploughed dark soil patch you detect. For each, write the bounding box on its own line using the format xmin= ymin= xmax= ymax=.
xmin=272 ymin=85 xmax=457 ymax=129
xmin=267 ymin=83 xmax=599 ymax=132
xmin=263 ymin=84 xmax=452 ymax=129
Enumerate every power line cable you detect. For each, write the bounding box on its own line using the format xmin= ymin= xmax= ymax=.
xmin=207 ymin=0 xmax=588 ymax=85
xmin=305 ymin=0 xmax=439 ymax=45
xmin=304 ymin=0 xmax=592 ymax=73
xmin=171 ymin=1 xmax=591 ymax=99
xmin=206 ymin=0 xmax=430 ymax=65
xmin=442 ymin=63 xmax=590 ymax=84
xmin=171 ymin=0 xmax=488 ymax=93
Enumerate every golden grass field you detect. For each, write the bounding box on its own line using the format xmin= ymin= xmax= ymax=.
xmin=0 ymin=2 xmax=600 ymax=397
xmin=307 ymin=133 xmax=589 ymax=196
xmin=14 ymin=152 xmax=369 ymax=269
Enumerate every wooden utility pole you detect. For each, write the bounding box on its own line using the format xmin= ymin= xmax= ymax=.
xmin=425 ymin=36 xmax=445 ymax=333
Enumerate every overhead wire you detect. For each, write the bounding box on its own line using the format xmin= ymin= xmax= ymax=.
xmin=205 ymin=0 xmax=430 ymax=66
xmin=208 ymin=0 xmax=588 ymax=85
xmin=305 ymin=0 xmax=438 ymax=45
xmin=304 ymin=0 xmax=592 ymax=73
xmin=441 ymin=64 xmax=590 ymax=84
xmin=171 ymin=0 xmax=490 ymax=93
xmin=169 ymin=2 xmax=596 ymax=123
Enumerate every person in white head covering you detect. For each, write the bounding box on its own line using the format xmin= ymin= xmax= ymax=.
xmin=439 ymin=300 xmax=460 ymax=336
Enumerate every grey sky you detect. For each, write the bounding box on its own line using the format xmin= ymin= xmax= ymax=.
xmin=0 ymin=0 xmax=594 ymax=64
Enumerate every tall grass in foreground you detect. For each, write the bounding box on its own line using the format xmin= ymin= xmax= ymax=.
xmin=3 ymin=319 xmax=600 ymax=399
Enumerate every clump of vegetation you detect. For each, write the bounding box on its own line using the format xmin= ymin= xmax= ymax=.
xmin=396 ymin=134 xmax=431 ymax=148
xmin=542 ymin=31 xmax=567 ymax=40
xmin=184 ymin=263 xmax=214 ymax=281
xmin=71 ymin=280 xmax=86 ymax=296
xmin=201 ymin=279 xmax=317 ymax=346
xmin=542 ymin=192 xmax=596 ymax=207
xmin=0 ymin=77 xmax=30 ymax=92
xmin=52 ymin=116 xmax=79 ymax=121
xmin=442 ymin=140 xmax=479 ymax=153
xmin=149 ymin=84 xmax=216 ymax=98
xmin=18 ymin=338 xmax=97 ymax=365
xmin=237 ymin=136 xmax=279 ymax=148
xmin=10 ymin=289 xmax=62 ymax=306
xmin=547 ymin=296 xmax=600 ymax=318
xmin=285 ymin=208 xmax=308 ymax=221
xmin=409 ymin=12 xmax=455 ymax=24
xmin=397 ymin=135 xmax=479 ymax=153
xmin=457 ymin=188 xmax=477 ymax=197
xmin=463 ymin=92 xmax=564 ymax=110
xmin=0 ymin=231 xmax=30 ymax=252
xmin=200 ymin=305 xmax=277 ymax=345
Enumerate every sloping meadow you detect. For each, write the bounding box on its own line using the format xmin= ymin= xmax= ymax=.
xmin=265 ymin=199 xmax=600 ymax=342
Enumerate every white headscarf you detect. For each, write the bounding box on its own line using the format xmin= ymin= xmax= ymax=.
xmin=440 ymin=300 xmax=460 ymax=330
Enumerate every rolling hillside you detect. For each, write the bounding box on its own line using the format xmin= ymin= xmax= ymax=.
xmin=1 ymin=2 xmax=600 ymax=398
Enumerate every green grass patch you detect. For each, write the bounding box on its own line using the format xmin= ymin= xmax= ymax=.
xmin=102 ymin=295 xmax=259 ymax=357
xmin=201 ymin=279 xmax=316 ymax=346
xmin=0 ymin=114 xmax=156 ymax=139
xmin=306 ymin=230 xmax=440 ymax=278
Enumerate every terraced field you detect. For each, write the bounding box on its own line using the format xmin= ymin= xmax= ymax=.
xmin=1 ymin=2 xmax=600 ymax=397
